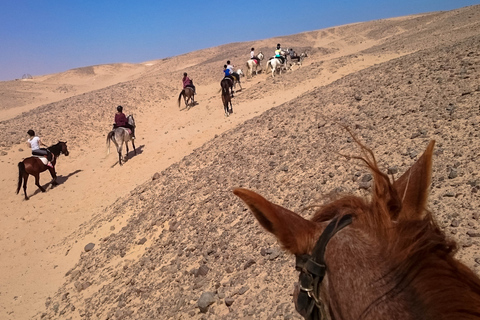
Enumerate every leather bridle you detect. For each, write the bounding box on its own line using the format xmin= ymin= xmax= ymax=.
xmin=294 ymin=214 xmax=353 ymax=320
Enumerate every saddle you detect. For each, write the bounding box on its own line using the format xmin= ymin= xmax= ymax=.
xmin=32 ymin=154 xmax=55 ymax=166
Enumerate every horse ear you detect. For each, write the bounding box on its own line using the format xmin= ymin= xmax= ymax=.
xmin=233 ymin=188 xmax=318 ymax=255
xmin=393 ymin=140 xmax=435 ymax=221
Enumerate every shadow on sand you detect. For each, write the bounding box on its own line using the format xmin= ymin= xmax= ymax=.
xmin=29 ymin=169 xmax=83 ymax=199
xmin=180 ymin=101 xmax=199 ymax=111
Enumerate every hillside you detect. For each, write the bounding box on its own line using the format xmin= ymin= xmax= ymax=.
xmin=0 ymin=5 xmax=479 ymax=320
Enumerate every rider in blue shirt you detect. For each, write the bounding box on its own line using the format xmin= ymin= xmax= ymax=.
xmin=223 ymin=65 xmax=234 ymax=96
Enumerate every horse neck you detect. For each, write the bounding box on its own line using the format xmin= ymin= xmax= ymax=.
xmin=48 ymin=143 xmax=62 ymax=156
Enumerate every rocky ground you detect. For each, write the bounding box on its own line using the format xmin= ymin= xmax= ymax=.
xmin=0 ymin=5 xmax=479 ymax=320
xmin=39 ymin=23 xmax=480 ymax=320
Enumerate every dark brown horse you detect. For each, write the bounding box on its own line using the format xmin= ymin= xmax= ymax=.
xmin=234 ymin=140 xmax=480 ymax=320
xmin=17 ymin=141 xmax=69 ymax=200
xmin=177 ymin=87 xmax=195 ymax=110
xmin=221 ymin=78 xmax=233 ymax=117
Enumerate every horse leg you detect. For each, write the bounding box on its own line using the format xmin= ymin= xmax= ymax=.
xmin=125 ymin=142 xmax=129 ymax=160
xmin=132 ymin=139 xmax=136 ymax=155
xmin=23 ymin=173 xmax=29 ymax=200
xmin=34 ymin=174 xmax=46 ymax=193
xmin=229 ymin=100 xmax=233 ymax=114
xmin=49 ymin=167 xmax=58 ymax=186
xmin=117 ymin=143 xmax=123 ymax=166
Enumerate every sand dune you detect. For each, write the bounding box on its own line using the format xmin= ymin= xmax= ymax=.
xmin=0 ymin=5 xmax=479 ymax=319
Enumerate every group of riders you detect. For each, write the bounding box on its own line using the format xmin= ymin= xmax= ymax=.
xmin=27 ymin=105 xmax=136 ymax=168
xmin=26 ymin=44 xmax=301 ymax=168
xmin=182 ymin=43 xmax=302 ymax=98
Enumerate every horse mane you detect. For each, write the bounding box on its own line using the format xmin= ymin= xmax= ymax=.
xmin=311 ymin=139 xmax=480 ymax=318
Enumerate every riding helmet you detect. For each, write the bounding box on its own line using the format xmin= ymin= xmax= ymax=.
xmin=277 ymin=43 xmax=281 ymax=49
xmin=27 ymin=129 xmax=35 ymax=136
xmin=117 ymin=105 xmax=123 ymax=112
xmin=183 ymin=72 xmax=187 ymax=76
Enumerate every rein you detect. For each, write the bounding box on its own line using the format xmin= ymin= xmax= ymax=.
xmin=295 ymin=214 xmax=353 ymax=320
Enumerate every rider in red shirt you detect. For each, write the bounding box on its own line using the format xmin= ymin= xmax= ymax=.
xmin=113 ymin=106 xmax=135 ymax=138
xmin=182 ymin=72 xmax=196 ymax=94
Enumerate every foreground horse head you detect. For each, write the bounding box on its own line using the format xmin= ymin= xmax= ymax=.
xmin=16 ymin=141 xmax=69 ymax=200
xmin=234 ymin=140 xmax=480 ymax=319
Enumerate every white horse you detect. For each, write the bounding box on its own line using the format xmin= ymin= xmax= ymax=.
xmin=246 ymin=52 xmax=264 ymax=78
xmin=107 ymin=115 xmax=136 ymax=166
xmin=266 ymin=56 xmax=287 ymax=78
xmin=231 ymin=69 xmax=243 ymax=91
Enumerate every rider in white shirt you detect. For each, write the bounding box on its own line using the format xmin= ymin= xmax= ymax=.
xmin=27 ymin=129 xmax=53 ymax=167
xmin=250 ymin=48 xmax=259 ymax=64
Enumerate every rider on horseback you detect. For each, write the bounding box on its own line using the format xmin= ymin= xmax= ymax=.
xmin=27 ymin=129 xmax=53 ymax=168
xmin=182 ymin=72 xmax=196 ymax=94
xmin=223 ymin=65 xmax=235 ymax=96
xmin=251 ymin=48 xmax=259 ymax=64
xmin=275 ymin=43 xmax=285 ymax=64
xmin=114 ymin=105 xmax=135 ymax=139
xmin=226 ymin=60 xmax=240 ymax=84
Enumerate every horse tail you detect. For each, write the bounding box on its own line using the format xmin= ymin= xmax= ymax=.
xmin=178 ymin=90 xmax=185 ymax=108
xmin=107 ymin=130 xmax=115 ymax=154
xmin=16 ymin=162 xmax=25 ymax=194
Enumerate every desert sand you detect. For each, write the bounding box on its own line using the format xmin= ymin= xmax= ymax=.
xmin=0 ymin=5 xmax=479 ymax=319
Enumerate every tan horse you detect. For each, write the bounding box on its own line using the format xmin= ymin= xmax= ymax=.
xmin=177 ymin=87 xmax=195 ymax=110
xmin=246 ymin=52 xmax=264 ymax=78
xmin=235 ymin=139 xmax=480 ymax=320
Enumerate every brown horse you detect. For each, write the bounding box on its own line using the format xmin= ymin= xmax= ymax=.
xmin=17 ymin=141 xmax=69 ymax=200
xmin=220 ymin=78 xmax=233 ymax=117
xmin=178 ymin=87 xmax=195 ymax=110
xmin=234 ymin=140 xmax=480 ymax=320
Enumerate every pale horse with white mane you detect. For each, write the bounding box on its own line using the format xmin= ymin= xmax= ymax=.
xmin=265 ymin=51 xmax=288 ymax=78
xmin=246 ymin=52 xmax=264 ymax=78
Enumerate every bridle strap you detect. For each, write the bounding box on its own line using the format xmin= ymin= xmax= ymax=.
xmin=295 ymin=214 xmax=353 ymax=320
xmin=311 ymin=214 xmax=353 ymax=268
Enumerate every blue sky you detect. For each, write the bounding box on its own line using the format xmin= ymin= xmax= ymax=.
xmin=0 ymin=0 xmax=478 ymax=81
